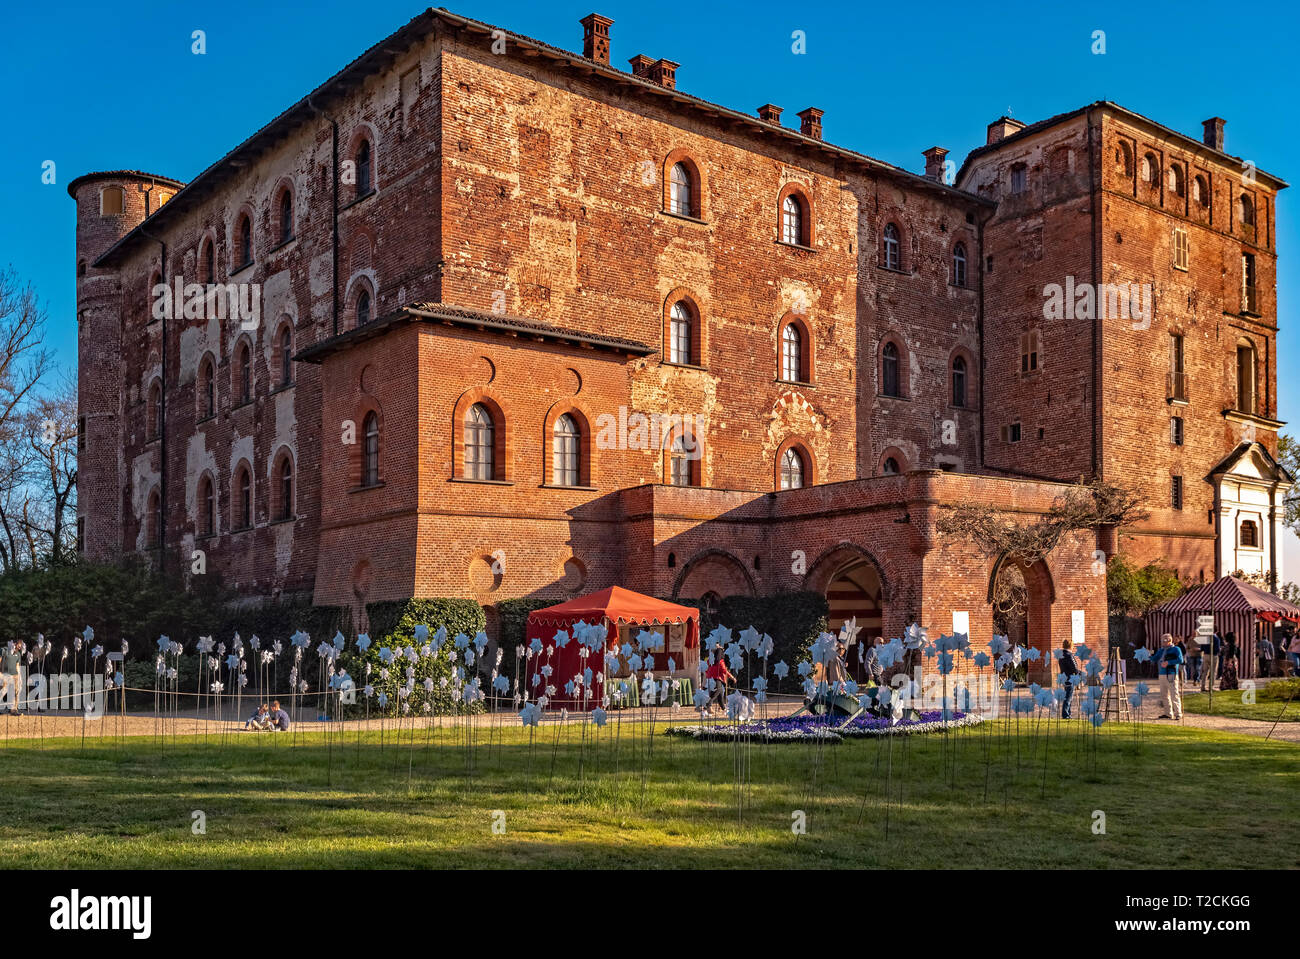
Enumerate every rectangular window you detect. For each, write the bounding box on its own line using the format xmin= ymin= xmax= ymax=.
xmin=1173 ymin=227 xmax=1189 ymax=271
xmin=1170 ymin=416 xmax=1184 ymax=446
xmin=1171 ymin=475 xmax=1183 ymax=510
xmin=1020 ymin=330 xmax=1039 ymax=374
xmin=1010 ymin=164 xmax=1027 ymax=194
xmin=1242 ymin=253 xmax=1257 ymax=313
xmin=1002 ymin=422 xmax=1022 ymax=443
xmin=77 ymin=416 xmax=86 ymax=453
xmin=1168 ymin=333 xmax=1187 ymax=401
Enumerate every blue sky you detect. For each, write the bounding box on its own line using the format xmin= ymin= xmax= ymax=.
xmin=3 ymin=2 xmax=1296 ymax=484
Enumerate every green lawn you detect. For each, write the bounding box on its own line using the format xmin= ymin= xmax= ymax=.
xmin=1182 ymin=679 xmax=1300 ymax=723
xmin=1 ymin=720 xmax=1296 ymax=869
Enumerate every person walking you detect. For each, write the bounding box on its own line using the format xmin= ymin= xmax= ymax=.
xmin=1058 ymin=638 xmax=1081 ymax=719
xmin=1155 ymin=633 xmax=1184 ymax=720
xmin=704 ymin=656 xmax=735 ymax=713
xmin=1258 ymin=633 xmax=1276 ymax=679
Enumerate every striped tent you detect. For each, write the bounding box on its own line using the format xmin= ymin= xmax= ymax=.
xmin=1144 ymin=576 xmax=1300 ymax=680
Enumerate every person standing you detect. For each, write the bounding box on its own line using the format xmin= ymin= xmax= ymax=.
xmin=1220 ymin=634 xmax=1240 ymax=691
xmin=1 ymin=641 xmax=23 ymax=715
xmin=1287 ymin=629 xmax=1300 ymax=677
xmin=1258 ymin=632 xmax=1276 ymax=678
xmin=1202 ymin=632 xmax=1221 ymax=692
xmin=1155 ymin=633 xmax=1184 ymax=720
xmin=1186 ymin=634 xmax=1203 ymax=686
xmin=1058 ymin=638 xmax=1081 ymax=719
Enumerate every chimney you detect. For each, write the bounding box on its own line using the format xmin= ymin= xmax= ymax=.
xmin=579 ymin=13 xmax=613 ymax=65
xmin=923 ymin=146 xmax=949 ymax=182
xmin=649 ymin=58 xmax=678 ymax=89
xmin=628 ymin=54 xmax=654 ymax=79
xmin=797 ymin=107 xmax=824 ymax=140
xmin=986 ymin=116 xmax=1026 ymax=145
xmin=757 ymin=103 xmax=783 ymax=125
xmin=1202 ymin=116 xmax=1226 ymax=151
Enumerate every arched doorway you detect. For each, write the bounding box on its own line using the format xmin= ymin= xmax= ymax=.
xmin=804 ymin=545 xmax=886 ymax=682
xmin=988 ymin=554 xmax=1054 ymax=683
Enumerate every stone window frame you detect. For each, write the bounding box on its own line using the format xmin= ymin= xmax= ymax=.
xmin=662 ymin=288 xmax=707 ymax=368
xmin=452 ymin=388 xmax=512 ymax=483
xmin=542 ymin=399 xmax=597 ymax=489
xmin=774 ymin=436 xmax=815 ymax=491
xmin=776 ymin=183 xmax=814 ymax=247
xmin=776 ymin=312 xmax=813 ymax=384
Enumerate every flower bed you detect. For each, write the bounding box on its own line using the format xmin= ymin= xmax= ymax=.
xmin=666 ymin=710 xmax=982 ymax=743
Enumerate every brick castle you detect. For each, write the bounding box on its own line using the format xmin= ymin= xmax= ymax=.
xmin=69 ymin=8 xmax=1289 ymax=675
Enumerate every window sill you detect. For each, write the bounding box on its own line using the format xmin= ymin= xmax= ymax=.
xmin=775 ymin=240 xmax=815 ymax=253
xmin=949 ymin=282 xmax=971 ymax=290
xmin=268 ymin=237 xmax=296 ymax=255
xmin=449 ymin=476 xmax=513 ymax=486
xmin=877 ymin=265 xmax=910 ymax=275
xmin=197 ymin=415 xmax=216 ymax=425
xmin=662 ymin=359 xmax=708 ymax=372
xmin=348 ymin=482 xmax=386 ymax=494
xmin=231 ymin=525 xmax=253 ymax=535
xmin=1167 ymin=397 xmax=1190 ymax=407
xmin=269 ymin=516 xmax=296 ymax=526
xmin=775 ymin=378 xmax=814 ymax=389
xmin=340 ymin=189 xmax=377 ymax=212
xmin=269 ymin=382 xmax=295 ymax=396
xmin=877 ymin=393 xmax=910 ymax=402
xmin=658 ymin=210 xmax=707 ymax=226
xmin=230 ymin=261 xmax=254 ymax=278
xmin=540 ymin=484 xmax=598 ymax=492
xmin=232 ymin=399 xmax=255 ymax=412
xmin=196 ymin=533 xmax=218 ymax=543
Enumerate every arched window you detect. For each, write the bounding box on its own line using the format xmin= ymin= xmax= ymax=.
xmin=1114 ymin=141 xmax=1133 ymax=176
xmin=278 ymin=189 xmax=294 ymax=245
xmin=669 ymin=301 xmax=693 ymax=364
xmin=552 ymin=414 xmax=580 ymax=487
xmin=952 ymin=355 xmax=968 ymax=407
xmin=199 ymin=475 xmax=215 ymax=537
xmin=201 ymin=238 xmax=215 ymax=284
xmin=235 ymin=465 xmax=252 ymax=530
xmin=237 ymin=341 xmax=252 ymax=404
xmin=356 ymin=289 xmax=371 ymax=327
xmin=356 ymin=139 xmax=372 ymax=198
xmin=1240 ymin=519 xmax=1259 ymax=548
xmin=669 ymin=433 xmax=698 ymax=486
xmin=779 ymin=447 xmax=804 ymax=490
xmin=361 ymin=412 xmax=379 ymax=487
xmin=952 ymin=242 xmax=967 ymax=287
xmin=1142 ymin=153 xmax=1159 ymax=187
xmin=1169 ymin=165 xmax=1186 ymax=198
xmin=882 ymin=457 xmax=900 ymax=475
xmin=669 ymin=162 xmax=693 ymax=216
xmin=883 ymin=223 xmax=901 ymax=271
xmin=147 ymin=380 xmax=162 ymax=439
xmin=464 ymin=403 xmax=496 ymax=480
xmin=146 ymin=489 xmax=162 ymax=547
xmin=1236 ymin=341 xmax=1256 ymax=414
xmin=781 ymin=194 xmax=805 ymax=245
xmin=278 ymin=325 xmax=293 ymax=386
xmin=277 ymin=456 xmax=294 ymax=520
xmin=237 ymin=214 xmax=252 ymax=268
xmin=199 ymin=356 xmax=215 ymax=419
xmin=1239 ymin=194 xmax=1255 ymax=226
xmin=781 ymin=323 xmax=803 ymax=382
xmin=1193 ymin=176 xmax=1209 ymax=208
xmin=881 ymin=341 xmax=901 ymax=397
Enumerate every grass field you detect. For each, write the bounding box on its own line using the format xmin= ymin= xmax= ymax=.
xmin=1182 ymin=678 xmax=1300 ymax=723
xmin=1 ymin=719 xmax=1296 ymax=869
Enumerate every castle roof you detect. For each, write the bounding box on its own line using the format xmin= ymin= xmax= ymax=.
xmin=65 ymin=170 xmax=186 ymax=199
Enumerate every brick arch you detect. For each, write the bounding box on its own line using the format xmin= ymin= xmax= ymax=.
xmin=197 ymin=228 xmax=220 ymax=284
xmin=803 ymin=541 xmax=892 ymax=601
xmin=270 ymin=316 xmax=295 ymax=387
xmin=231 ymin=333 xmax=255 ymax=404
xmin=194 ymin=469 xmax=218 ymax=538
xmin=349 ymin=397 xmax=384 ymax=488
xmin=452 ymin=387 xmax=512 ymax=482
xmin=229 ymin=201 xmax=257 ymax=271
xmin=878 ymin=331 xmax=908 ymax=399
xmin=271 ymin=175 xmax=297 ymax=243
xmin=776 ymin=181 xmax=815 ymax=246
xmin=878 ymin=446 xmax=907 ymax=475
xmin=879 ymin=214 xmax=907 ymax=270
xmin=773 ymin=435 xmax=816 ymax=490
xmin=672 ymin=548 xmax=755 ymax=600
xmin=196 ymin=350 xmax=218 ymax=419
xmin=947 ymin=345 xmax=976 ymax=408
xmin=542 ymin=398 xmax=597 ymax=487
xmin=345 ymin=122 xmax=380 ymax=195
xmin=662 ymin=148 xmax=705 ymax=218
xmin=230 ymin=457 xmax=254 ymax=530
xmin=776 ymin=311 xmax=814 ymax=383
xmin=269 ymin=445 xmax=296 ymax=520
xmin=662 ymin=287 xmax=707 ymax=367
xmin=661 ymin=417 xmax=703 ymax=487
xmin=344 ymin=272 xmax=376 ymax=329
xmin=988 ymin=551 xmax=1056 ymax=682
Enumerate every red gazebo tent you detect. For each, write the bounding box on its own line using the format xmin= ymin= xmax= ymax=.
xmin=1144 ymin=575 xmax=1300 ymax=679
xmin=523 ymin=587 xmax=701 ymax=710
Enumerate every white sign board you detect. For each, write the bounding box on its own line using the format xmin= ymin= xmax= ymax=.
xmin=1071 ymin=610 xmax=1085 ymax=646
xmin=952 ymin=611 xmax=969 ymax=638
xmin=1196 ymin=615 xmax=1215 ymax=636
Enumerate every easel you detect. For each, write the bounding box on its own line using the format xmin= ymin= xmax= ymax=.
xmin=1100 ymin=642 xmax=1131 ymax=721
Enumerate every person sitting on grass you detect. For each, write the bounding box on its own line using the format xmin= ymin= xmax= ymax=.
xmin=270 ymin=700 xmax=291 ymax=731
xmin=244 ymin=703 xmax=272 ymax=731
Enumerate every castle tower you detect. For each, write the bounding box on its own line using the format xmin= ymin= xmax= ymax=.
xmin=67 ymin=171 xmax=184 ymax=559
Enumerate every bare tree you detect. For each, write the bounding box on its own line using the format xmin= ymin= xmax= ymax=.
xmin=20 ymin=377 xmax=78 ymax=564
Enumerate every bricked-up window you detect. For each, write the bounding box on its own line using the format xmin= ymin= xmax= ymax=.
xmin=199 ymin=474 xmax=215 ymax=537
xmin=882 ymin=457 xmax=900 ymax=475
xmin=1142 ymin=153 xmax=1159 ymax=187
xmin=1236 ymin=341 xmax=1257 ymax=414
xmin=1240 ymin=519 xmax=1259 ymax=548
xmin=356 ymin=289 xmax=372 ymax=327
xmin=882 ymin=223 xmax=901 ymax=271
xmin=199 ymin=356 xmax=215 ymax=419
xmin=361 ymin=412 xmax=380 ymax=487
xmin=952 ymin=356 xmax=968 ymax=407
xmin=234 ymin=464 xmax=252 ymax=530
xmin=1171 ymin=474 xmax=1184 ymax=510
xmin=278 ymin=188 xmax=294 ymax=245
xmin=1168 ymin=164 xmax=1186 ymax=198
xmin=1009 ymin=163 xmax=1027 ymax=194
xmin=1020 ymin=330 xmax=1040 ymax=374
xmin=952 ymin=243 xmax=967 ymax=287
xmin=278 ymin=325 xmax=293 ymax=386
xmin=1168 ymin=333 xmax=1186 ymax=401
xmin=147 ymin=380 xmax=162 ymax=440
xmin=1170 ymin=415 xmax=1184 ymax=446
xmin=881 ymin=341 xmax=902 ymax=397
xmin=355 ymin=139 xmax=373 ymax=199
xmin=779 ymin=447 xmax=804 ymax=490
xmin=1114 ymin=141 xmax=1133 ymax=177
xmin=147 ymin=489 xmax=162 ymax=548
xmin=100 ymin=186 xmax=124 ymax=216
xmin=276 ymin=454 xmax=294 ymax=520
xmin=1239 ymin=194 xmax=1255 ymax=227
xmin=669 ymin=432 xmax=700 ymax=487
xmin=668 ymin=301 xmax=694 ymax=364
xmin=552 ymin=414 xmax=581 ymax=487
xmin=464 ymin=403 xmax=496 ymax=481
xmin=669 ymin=162 xmax=694 ymax=216
xmin=1241 ymin=253 xmax=1257 ymax=313
xmin=236 ymin=214 xmax=252 ymax=269
xmin=1193 ymin=175 xmax=1209 ymax=208
xmin=1172 ymin=227 xmax=1189 ymax=271
xmin=237 ymin=341 xmax=252 ymax=404
xmin=781 ymin=194 xmax=806 ymax=245
xmin=781 ymin=324 xmax=802 ymax=382
xmin=201 ymin=238 xmax=215 ymax=285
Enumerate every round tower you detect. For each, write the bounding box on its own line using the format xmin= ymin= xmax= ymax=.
xmin=67 ymin=171 xmax=184 ymax=559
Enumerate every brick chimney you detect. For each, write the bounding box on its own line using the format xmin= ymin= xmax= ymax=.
xmin=649 ymin=58 xmax=678 ymax=89
xmin=757 ymin=104 xmax=783 ymax=124
xmin=986 ymin=117 xmax=1026 ymax=145
xmin=580 ymin=13 xmax=613 ymax=65
xmin=1202 ymin=116 xmax=1226 ymax=151
xmin=797 ymin=108 xmax=824 ymax=140
xmin=628 ymin=55 xmax=654 ymax=78
xmin=923 ymin=146 xmax=949 ymax=182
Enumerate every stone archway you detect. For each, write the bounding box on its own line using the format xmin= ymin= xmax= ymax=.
xmin=671 ymin=548 xmax=755 ymax=600
xmin=805 ymin=543 xmax=888 ymax=681
xmin=988 ymin=553 xmax=1055 ymax=683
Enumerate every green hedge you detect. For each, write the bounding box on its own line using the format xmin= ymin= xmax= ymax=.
xmin=712 ymin=591 xmax=829 ymax=668
xmin=495 ymin=597 xmax=556 ymax=669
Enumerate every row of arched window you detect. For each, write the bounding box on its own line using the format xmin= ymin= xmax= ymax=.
xmin=1113 ymin=140 xmax=1255 ymax=225
xmin=141 ymin=451 xmax=296 ymax=549
xmin=881 ymin=341 xmax=972 ymax=407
